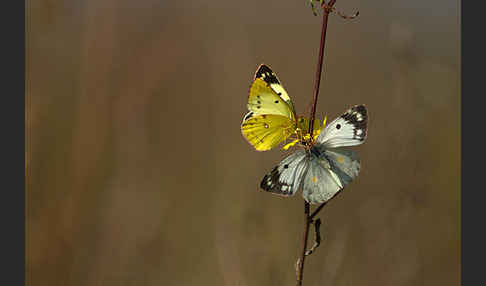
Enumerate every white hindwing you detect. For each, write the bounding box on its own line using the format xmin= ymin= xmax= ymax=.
xmin=301 ymin=147 xmax=360 ymax=204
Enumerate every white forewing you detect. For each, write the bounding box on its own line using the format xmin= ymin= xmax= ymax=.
xmin=316 ymin=105 xmax=368 ymax=148
xmin=260 ymin=150 xmax=309 ymax=196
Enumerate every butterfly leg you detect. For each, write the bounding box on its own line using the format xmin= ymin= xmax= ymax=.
xmin=297 ymin=127 xmax=303 ymax=141
xmin=293 ymin=126 xmax=308 ymax=148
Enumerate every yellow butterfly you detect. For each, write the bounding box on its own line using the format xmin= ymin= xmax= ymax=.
xmin=241 ymin=64 xmax=323 ymax=151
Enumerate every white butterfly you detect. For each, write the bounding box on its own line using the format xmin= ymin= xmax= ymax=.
xmin=260 ymin=105 xmax=368 ymax=204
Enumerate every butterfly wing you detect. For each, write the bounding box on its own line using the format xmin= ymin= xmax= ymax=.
xmin=323 ymin=148 xmax=361 ymax=186
xmin=260 ymin=150 xmax=309 ymax=196
xmin=254 ymin=64 xmax=295 ymax=114
xmin=241 ymin=113 xmax=296 ymax=151
xmin=315 ymin=105 xmax=368 ymax=148
xmin=247 ymin=78 xmax=295 ymax=119
xmin=301 ymin=147 xmax=360 ymax=204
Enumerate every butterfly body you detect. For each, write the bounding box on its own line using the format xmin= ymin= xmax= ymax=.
xmin=260 ymin=105 xmax=368 ymax=204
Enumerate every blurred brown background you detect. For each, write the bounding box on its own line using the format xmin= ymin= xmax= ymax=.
xmin=26 ymin=0 xmax=460 ymax=285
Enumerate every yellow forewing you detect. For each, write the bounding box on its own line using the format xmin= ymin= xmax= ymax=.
xmin=241 ymin=114 xmax=296 ymax=151
xmin=247 ymin=78 xmax=295 ymax=119
xmin=253 ymin=64 xmax=295 ymax=114
xmin=268 ymin=82 xmax=293 ymax=112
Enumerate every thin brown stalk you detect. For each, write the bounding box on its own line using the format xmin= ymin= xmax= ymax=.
xmin=308 ymin=0 xmax=336 ymax=134
xmin=296 ymin=1 xmax=336 ymax=285
xmin=296 ymin=202 xmax=311 ymax=285
xmin=310 ymin=201 xmax=327 ymax=220
xmin=310 ymin=190 xmax=344 ymax=220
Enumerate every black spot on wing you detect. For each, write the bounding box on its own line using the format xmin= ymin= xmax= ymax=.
xmin=341 ymin=105 xmax=368 ymax=141
xmin=260 ymin=166 xmax=292 ymax=196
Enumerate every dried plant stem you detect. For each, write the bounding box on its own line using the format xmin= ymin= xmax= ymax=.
xmin=296 ymin=202 xmax=311 ymax=285
xmin=296 ymin=1 xmax=336 ymax=285
xmin=305 ymin=218 xmax=322 ymax=256
xmin=310 ymin=201 xmax=328 ymax=220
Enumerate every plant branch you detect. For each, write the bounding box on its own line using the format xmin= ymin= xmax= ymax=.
xmin=310 ymin=187 xmax=345 ymax=220
xmin=308 ymin=0 xmax=336 ymax=134
xmin=297 ymin=1 xmax=336 ymax=286
xmin=296 ymin=202 xmax=311 ymax=285
xmin=310 ymin=201 xmax=328 ymax=220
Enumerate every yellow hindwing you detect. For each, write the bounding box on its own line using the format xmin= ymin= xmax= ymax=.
xmin=241 ymin=114 xmax=296 ymax=151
